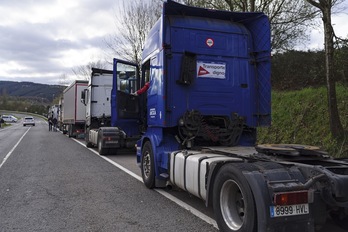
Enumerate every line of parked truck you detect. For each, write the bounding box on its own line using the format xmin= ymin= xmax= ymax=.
xmin=49 ymin=1 xmax=348 ymax=232
xmin=48 ymin=80 xmax=87 ymax=137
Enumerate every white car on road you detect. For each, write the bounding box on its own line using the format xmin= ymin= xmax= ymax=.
xmin=23 ymin=116 xmax=35 ymax=126
xmin=1 ymin=115 xmax=18 ymax=123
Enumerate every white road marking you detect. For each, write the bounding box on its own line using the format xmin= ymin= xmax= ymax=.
xmin=72 ymin=138 xmax=218 ymax=229
xmin=0 ymin=127 xmax=31 ymax=169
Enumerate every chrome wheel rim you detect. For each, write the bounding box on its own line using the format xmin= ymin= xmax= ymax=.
xmin=142 ymin=152 xmax=151 ymax=179
xmin=220 ymin=180 xmax=245 ymax=231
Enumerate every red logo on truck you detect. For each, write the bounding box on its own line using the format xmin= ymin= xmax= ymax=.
xmin=198 ymin=66 xmax=210 ymax=76
xmin=206 ymin=38 xmax=214 ymax=47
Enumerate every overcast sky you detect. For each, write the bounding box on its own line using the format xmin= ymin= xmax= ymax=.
xmin=0 ymin=0 xmax=347 ymax=86
xmin=0 ymin=0 xmax=119 ymax=85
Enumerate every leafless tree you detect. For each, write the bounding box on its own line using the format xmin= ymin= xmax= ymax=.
xmin=105 ymin=0 xmax=162 ymax=66
xmin=305 ymin=0 xmax=345 ymax=138
xmin=105 ymin=0 xmax=316 ymax=59
xmin=178 ymin=0 xmax=318 ymax=51
xmin=71 ymin=60 xmax=108 ymax=81
xmin=58 ymin=73 xmax=69 ymax=86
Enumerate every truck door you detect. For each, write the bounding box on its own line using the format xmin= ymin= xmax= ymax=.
xmin=111 ymin=59 xmax=141 ymax=136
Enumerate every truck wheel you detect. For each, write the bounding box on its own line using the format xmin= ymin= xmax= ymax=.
xmin=141 ymin=141 xmax=155 ymax=189
xmin=68 ymin=126 xmax=72 ymax=138
xmin=98 ymin=138 xmax=106 ymax=155
xmin=86 ymin=142 xmax=93 ymax=148
xmin=85 ymin=128 xmax=93 ymax=147
xmin=213 ymin=163 xmax=256 ymax=232
xmin=85 ymin=135 xmax=93 ymax=148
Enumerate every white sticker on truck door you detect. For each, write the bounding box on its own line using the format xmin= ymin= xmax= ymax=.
xmin=196 ymin=61 xmax=226 ymax=79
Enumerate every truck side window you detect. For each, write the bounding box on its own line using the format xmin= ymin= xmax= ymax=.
xmin=142 ymin=61 xmax=151 ymax=87
xmin=177 ymin=51 xmax=196 ymax=85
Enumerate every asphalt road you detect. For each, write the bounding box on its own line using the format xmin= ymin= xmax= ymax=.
xmin=0 ymin=116 xmax=217 ymax=232
xmin=0 ymin=114 xmax=346 ymax=232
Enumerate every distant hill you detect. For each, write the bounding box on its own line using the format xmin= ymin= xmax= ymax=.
xmin=0 ymin=81 xmax=65 ymax=102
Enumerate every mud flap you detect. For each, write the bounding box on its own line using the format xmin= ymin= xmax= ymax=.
xmin=243 ymin=171 xmax=315 ymax=232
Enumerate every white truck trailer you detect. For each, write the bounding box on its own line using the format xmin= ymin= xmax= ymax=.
xmin=62 ymin=80 xmax=88 ymax=137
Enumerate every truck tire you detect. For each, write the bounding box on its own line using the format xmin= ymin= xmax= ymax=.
xmin=86 ymin=141 xmax=93 ymax=148
xmin=85 ymin=128 xmax=92 ymax=147
xmin=68 ymin=125 xmax=73 ymax=138
xmin=85 ymin=132 xmax=93 ymax=148
xmin=141 ymin=141 xmax=155 ymax=189
xmin=213 ymin=163 xmax=256 ymax=232
xmin=98 ymin=138 xmax=107 ymax=155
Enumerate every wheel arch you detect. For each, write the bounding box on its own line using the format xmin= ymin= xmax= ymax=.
xmin=138 ymin=129 xmax=175 ymax=188
xmin=139 ymin=135 xmax=160 ymax=177
xmin=136 ymin=130 xmax=162 ymax=165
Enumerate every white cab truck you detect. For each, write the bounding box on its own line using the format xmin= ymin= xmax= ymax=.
xmin=81 ymin=68 xmax=113 ymax=154
xmin=81 ymin=67 xmax=141 ymax=155
xmin=58 ymin=96 xmax=64 ymax=131
xmin=48 ymin=104 xmax=59 ymax=120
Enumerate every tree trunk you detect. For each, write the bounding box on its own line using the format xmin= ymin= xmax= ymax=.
xmin=322 ymin=3 xmax=344 ymax=138
xmin=250 ymin=0 xmax=255 ymax=12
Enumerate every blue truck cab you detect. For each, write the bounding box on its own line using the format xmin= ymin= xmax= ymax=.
xmin=135 ymin=0 xmax=271 ymax=186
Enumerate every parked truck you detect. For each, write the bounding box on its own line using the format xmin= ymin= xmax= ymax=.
xmin=48 ymin=104 xmax=60 ymax=131
xmin=58 ymin=96 xmax=64 ymax=131
xmin=62 ymin=80 xmax=88 ymax=137
xmin=113 ymin=1 xmax=348 ymax=232
xmin=81 ymin=67 xmax=142 ymax=155
xmin=48 ymin=104 xmax=59 ymax=121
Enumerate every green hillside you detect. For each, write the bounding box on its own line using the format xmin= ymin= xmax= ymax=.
xmin=0 ymin=80 xmax=65 ymax=115
xmin=257 ymin=85 xmax=348 ymax=158
xmin=0 ymin=81 xmax=65 ymax=102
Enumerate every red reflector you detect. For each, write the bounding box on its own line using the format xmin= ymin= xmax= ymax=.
xmin=273 ymin=191 xmax=308 ymax=205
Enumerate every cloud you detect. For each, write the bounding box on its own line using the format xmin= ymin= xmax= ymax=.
xmin=0 ymin=0 xmax=119 ymax=85
xmin=0 ymin=0 xmax=347 ymax=85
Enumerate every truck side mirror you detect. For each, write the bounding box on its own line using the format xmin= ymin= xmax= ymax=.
xmin=81 ymin=90 xmax=86 ymax=105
